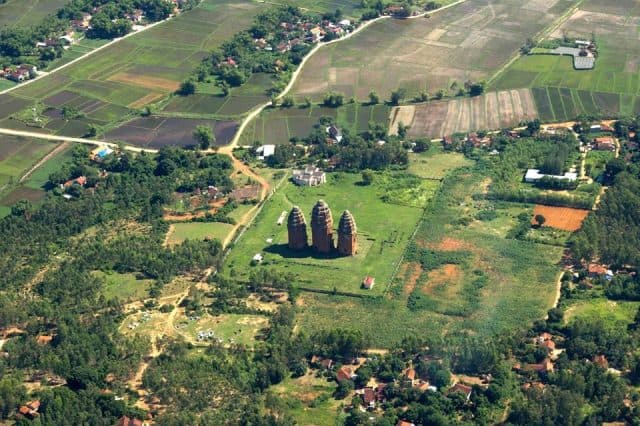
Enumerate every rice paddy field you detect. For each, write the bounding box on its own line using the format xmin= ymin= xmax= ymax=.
xmin=290 ymin=0 xmax=580 ymax=102
xmin=395 ymin=88 xmax=538 ymax=139
xmin=0 ymin=0 xmax=266 ymax=139
xmin=239 ymin=103 xmax=390 ymax=145
xmin=0 ymin=0 xmax=67 ymax=28
xmin=492 ymin=0 xmax=640 ymax=120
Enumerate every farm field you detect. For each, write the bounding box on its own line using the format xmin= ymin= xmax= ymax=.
xmin=290 ymin=0 xmax=579 ymax=102
xmin=532 ymin=205 xmax=590 ymax=231
xmin=296 ymin=168 xmax=564 ymax=346
xmin=492 ymin=0 xmax=640 ymax=120
xmin=224 ymin=172 xmax=428 ymax=295
xmin=0 ymin=0 xmax=67 ymax=28
xmin=564 ymin=298 xmax=640 ymax=329
xmin=0 ymin=0 xmax=266 ymax=138
xmin=0 ymin=136 xmax=58 ymax=187
xmin=103 ymin=116 xmax=238 ymax=148
xmin=239 ymin=103 xmax=390 ymax=145
xmin=396 ymin=89 xmax=537 ymax=139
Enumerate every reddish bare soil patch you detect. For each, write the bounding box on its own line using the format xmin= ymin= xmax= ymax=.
xmin=421 ymin=264 xmax=462 ymax=295
xmin=163 ymin=198 xmax=227 ymax=222
xmin=430 ymin=237 xmax=473 ymax=251
xmin=402 ymin=262 xmax=423 ymax=295
xmin=532 ymin=205 xmax=590 ymax=231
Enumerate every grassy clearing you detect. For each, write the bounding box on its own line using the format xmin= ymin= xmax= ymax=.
xmin=224 ymin=172 xmax=426 ymax=295
xmin=407 ymin=148 xmax=473 ymax=180
xmin=295 ymin=168 xmax=564 ymax=346
xmin=174 ymin=311 xmax=268 ymax=347
xmin=269 ymin=372 xmax=344 ymax=426
xmin=585 ymin=150 xmax=615 ymax=181
xmin=564 ymin=299 xmax=640 ymax=329
xmin=168 ymin=222 xmax=235 ymax=245
xmin=93 ymin=270 xmax=153 ymax=301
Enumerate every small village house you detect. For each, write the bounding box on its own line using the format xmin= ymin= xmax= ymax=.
xmin=292 ymin=166 xmax=326 ymax=186
xmin=336 ymin=366 xmax=355 ymax=383
xmin=593 ymin=136 xmax=616 ymax=151
xmin=524 ymin=169 xmax=577 ymax=183
xmin=447 ymin=383 xmax=473 ymax=402
xmin=362 ymin=276 xmax=375 ymax=290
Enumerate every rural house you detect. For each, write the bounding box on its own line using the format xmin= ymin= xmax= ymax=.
xmin=447 ymin=383 xmax=473 ymax=402
xmin=593 ymin=136 xmax=616 ymax=151
xmin=362 ymin=276 xmax=375 ymax=289
xmin=326 ymin=125 xmax=343 ymax=142
xmin=524 ymin=169 xmax=577 ymax=183
xmin=292 ymin=166 xmax=326 ymax=186
xmin=336 ymin=366 xmax=355 ymax=383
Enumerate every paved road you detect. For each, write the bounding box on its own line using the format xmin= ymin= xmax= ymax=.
xmin=0 ymin=127 xmax=153 ymax=153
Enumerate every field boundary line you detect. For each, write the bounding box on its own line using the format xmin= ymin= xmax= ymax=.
xmin=19 ymin=141 xmax=71 ymax=183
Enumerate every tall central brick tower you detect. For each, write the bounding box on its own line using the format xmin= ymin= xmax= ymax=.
xmin=287 ymin=206 xmax=308 ymax=250
xmin=337 ymin=210 xmax=357 ymax=256
xmin=311 ymin=200 xmax=334 ymax=254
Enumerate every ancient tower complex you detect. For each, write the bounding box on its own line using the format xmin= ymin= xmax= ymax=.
xmin=311 ymin=200 xmax=334 ymax=254
xmin=287 ymin=206 xmax=308 ymax=250
xmin=337 ymin=210 xmax=357 ymax=256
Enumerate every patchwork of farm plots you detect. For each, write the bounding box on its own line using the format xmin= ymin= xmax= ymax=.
xmin=239 ymin=103 xmax=390 ymax=145
xmin=492 ymin=1 xmax=640 ymax=120
xmin=0 ymin=0 xmax=265 ymax=138
xmin=0 ymin=0 xmax=67 ymax=28
xmin=395 ymin=89 xmax=537 ymax=139
xmin=290 ymin=0 xmax=580 ymax=102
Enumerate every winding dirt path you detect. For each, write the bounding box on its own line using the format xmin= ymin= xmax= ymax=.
xmin=19 ymin=141 xmax=70 ymax=183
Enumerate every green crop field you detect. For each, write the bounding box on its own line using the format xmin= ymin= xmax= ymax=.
xmin=224 ymin=172 xmax=428 ymax=295
xmin=0 ymin=135 xmax=58 ymax=186
xmin=290 ymin=0 xmax=579 ymax=102
xmin=492 ymin=0 xmax=640 ymax=120
xmin=564 ymin=298 xmax=640 ymax=329
xmin=239 ymin=103 xmax=390 ymax=145
xmin=407 ymin=148 xmax=473 ymax=180
xmin=0 ymin=0 xmax=67 ymax=28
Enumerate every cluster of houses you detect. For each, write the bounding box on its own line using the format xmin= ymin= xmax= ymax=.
xmin=548 ymin=40 xmax=597 ymax=70
xmin=292 ymin=165 xmax=326 ymax=186
xmin=0 ymin=64 xmax=37 ymax=83
xmin=251 ymin=18 xmax=352 ymax=54
xmin=310 ymin=353 xmax=478 ymax=419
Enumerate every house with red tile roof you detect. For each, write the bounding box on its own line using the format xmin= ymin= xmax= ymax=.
xmin=362 ymin=276 xmax=375 ymax=290
xmin=336 ymin=366 xmax=354 ymax=383
xmin=448 ymin=383 xmax=473 ymax=401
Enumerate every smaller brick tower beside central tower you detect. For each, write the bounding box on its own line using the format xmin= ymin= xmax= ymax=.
xmin=337 ymin=210 xmax=357 ymax=256
xmin=287 ymin=206 xmax=308 ymax=250
xmin=310 ymin=200 xmax=334 ymax=254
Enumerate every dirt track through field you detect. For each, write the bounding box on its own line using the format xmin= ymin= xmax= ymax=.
xmin=19 ymin=141 xmax=70 ymax=183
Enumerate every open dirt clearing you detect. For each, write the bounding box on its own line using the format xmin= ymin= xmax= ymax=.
xmin=533 ymin=205 xmax=590 ymax=231
xmin=402 ymin=88 xmax=537 ymax=138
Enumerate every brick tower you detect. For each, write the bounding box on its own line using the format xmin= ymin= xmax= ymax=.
xmin=337 ymin=210 xmax=357 ymax=256
xmin=287 ymin=206 xmax=308 ymax=250
xmin=311 ymin=200 xmax=334 ymax=254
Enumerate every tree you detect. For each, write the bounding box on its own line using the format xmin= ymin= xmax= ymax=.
xmin=193 ymin=125 xmax=214 ymax=150
xmin=11 ymin=199 xmax=32 ymax=219
xmin=412 ymin=138 xmax=429 ymax=153
xmin=303 ymin=96 xmax=312 ymax=108
xmin=323 ymin=91 xmax=344 ymax=107
xmin=397 ymin=121 xmax=409 ymax=138
xmin=361 ymin=170 xmax=374 ymax=185
xmin=85 ymin=124 xmax=98 ymax=138
xmin=390 ymin=88 xmax=406 ymax=106
xmin=178 ymin=79 xmax=196 ymax=96
xmin=469 ymin=81 xmax=485 ymax=97
xmin=368 ymin=90 xmax=379 ymax=105
xmin=281 ymin=96 xmax=294 ymax=108
xmin=534 ymin=214 xmax=546 ymax=227
xmin=334 ymin=379 xmax=354 ymax=399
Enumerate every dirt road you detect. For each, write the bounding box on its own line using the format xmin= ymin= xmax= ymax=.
xmin=20 ymin=141 xmax=70 ymax=183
